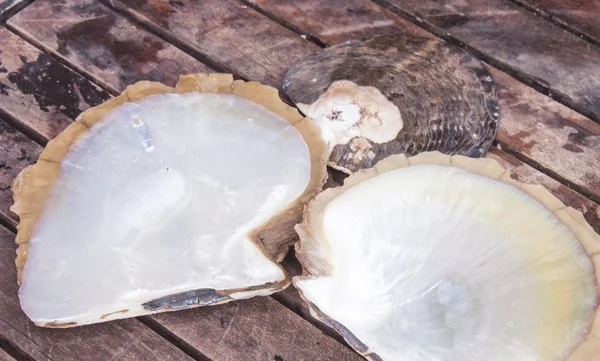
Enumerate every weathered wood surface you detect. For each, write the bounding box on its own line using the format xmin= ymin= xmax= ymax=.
xmin=104 ymin=0 xmax=319 ymax=86
xmin=0 ymin=28 xmax=111 ymax=141
xmin=0 ymin=119 xmax=41 ymax=225
xmin=7 ymin=0 xmax=210 ymax=94
xmin=250 ymin=0 xmax=429 ymax=45
xmin=512 ymin=0 xmax=600 ymax=45
xmin=0 ymin=225 xmax=195 ymax=361
xmin=377 ymin=0 xmax=600 ymax=123
xmin=0 ymin=348 xmax=15 ymax=361
xmin=151 ymin=296 xmax=363 ymax=361
xmin=248 ymin=0 xmax=600 ymax=202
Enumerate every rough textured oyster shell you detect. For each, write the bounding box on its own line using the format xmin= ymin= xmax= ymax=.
xmin=283 ymin=35 xmax=500 ymax=174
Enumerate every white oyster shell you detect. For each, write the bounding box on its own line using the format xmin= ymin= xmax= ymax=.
xmin=295 ymin=155 xmax=599 ymax=361
xmin=18 ymin=92 xmax=311 ymax=326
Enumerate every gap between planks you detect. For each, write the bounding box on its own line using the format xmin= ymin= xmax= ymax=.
xmin=369 ymin=0 xmax=600 ymax=125
xmin=0 ymin=336 xmax=34 ymax=361
xmin=495 ymin=139 xmax=600 ymax=205
xmin=0 ymin=0 xmax=34 ymax=25
xmin=507 ymin=0 xmax=600 ymax=48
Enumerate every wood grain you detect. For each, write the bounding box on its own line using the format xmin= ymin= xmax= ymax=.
xmin=104 ymin=0 xmax=319 ymax=86
xmin=377 ymin=0 xmax=600 ymax=123
xmin=0 ymin=119 xmax=42 ymax=225
xmin=250 ymin=0 xmax=429 ymax=45
xmin=0 ymin=28 xmax=111 ymax=141
xmin=249 ymin=0 xmax=600 ymax=201
xmin=0 ymin=225 xmax=195 ymax=361
xmin=511 ymin=0 xmax=600 ymax=45
xmin=7 ymin=0 xmax=210 ymax=94
xmin=152 ymin=296 xmax=363 ymax=361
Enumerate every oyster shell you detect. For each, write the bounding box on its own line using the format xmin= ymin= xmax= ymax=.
xmin=294 ymin=152 xmax=599 ymax=361
xmin=11 ymin=74 xmax=328 ymax=327
xmin=283 ymin=35 xmax=500 ymax=174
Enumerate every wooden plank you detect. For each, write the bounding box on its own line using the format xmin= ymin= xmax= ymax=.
xmin=249 ymin=0 xmax=433 ymax=44
xmin=488 ymin=147 xmax=600 ymax=233
xmin=0 ymin=225 xmax=195 ymax=361
xmin=151 ymin=296 xmax=362 ymax=361
xmin=100 ymin=0 xmax=319 ymax=86
xmin=0 ymin=28 xmax=111 ymax=141
xmin=6 ymin=0 xmax=211 ymax=94
xmin=376 ymin=0 xmax=600 ymax=123
xmin=512 ymin=0 xmax=600 ymax=45
xmin=0 ymin=119 xmax=42 ymax=224
xmin=249 ymin=0 xmax=600 ymax=202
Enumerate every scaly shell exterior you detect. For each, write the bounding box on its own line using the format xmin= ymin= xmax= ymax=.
xmin=283 ymin=35 xmax=500 ymax=174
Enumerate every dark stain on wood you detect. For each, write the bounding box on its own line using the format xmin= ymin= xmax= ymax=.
xmin=381 ymin=0 xmax=600 ymax=123
xmin=55 ymin=3 xmax=165 ymax=86
xmin=7 ymin=52 xmax=107 ymax=119
xmin=562 ymin=143 xmax=584 ymax=153
xmin=0 ymin=120 xmax=42 ymax=223
xmin=8 ymin=0 xmax=209 ymax=92
xmin=0 ymin=28 xmax=111 ymax=140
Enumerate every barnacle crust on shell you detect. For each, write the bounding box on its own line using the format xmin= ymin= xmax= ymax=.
xmin=11 ymin=73 xmax=328 ymax=327
xmin=294 ymin=152 xmax=599 ymax=361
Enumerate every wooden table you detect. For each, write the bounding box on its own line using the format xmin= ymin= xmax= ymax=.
xmin=0 ymin=0 xmax=599 ymax=360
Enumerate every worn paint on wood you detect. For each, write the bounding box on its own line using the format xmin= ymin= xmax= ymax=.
xmin=0 ymin=28 xmax=110 ymax=140
xmin=0 ymin=120 xmax=41 ymax=224
xmin=7 ymin=0 xmax=210 ymax=93
xmin=0 ymin=224 xmax=195 ymax=361
xmin=379 ymin=0 xmax=600 ymax=123
xmin=250 ymin=0 xmax=600 ymax=202
xmin=513 ymin=0 xmax=600 ymax=45
xmin=105 ymin=0 xmax=319 ymax=86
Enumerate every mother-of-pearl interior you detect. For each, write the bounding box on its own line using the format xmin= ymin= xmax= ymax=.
xmin=295 ymin=165 xmax=597 ymax=361
xmin=19 ymin=92 xmax=311 ymax=325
